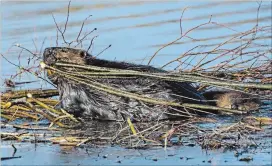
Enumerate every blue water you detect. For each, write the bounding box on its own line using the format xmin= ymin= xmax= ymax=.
xmin=1 ymin=1 xmax=271 ymax=165
xmin=1 ymin=1 xmax=271 ymax=77
xmin=2 ymin=142 xmax=272 ymax=165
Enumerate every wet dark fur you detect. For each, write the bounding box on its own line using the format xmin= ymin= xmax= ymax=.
xmin=43 ymin=47 xmax=207 ymax=121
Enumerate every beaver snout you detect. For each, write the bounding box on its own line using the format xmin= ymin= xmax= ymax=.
xmin=43 ymin=48 xmax=57 ymax=65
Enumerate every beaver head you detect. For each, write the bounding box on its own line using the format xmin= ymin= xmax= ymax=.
xmin=43 ymin=47 xmax=92 ymax=83
xmin=43 ymin=47 xmax=89 ymax=66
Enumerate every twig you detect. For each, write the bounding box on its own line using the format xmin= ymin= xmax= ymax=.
xmin=95 ymin=44 xmax=112 ymax=58
xmin=87 ymin=35 xmax=98 ymax=52
xmin=148 ymin=16 xmax=213 ymax=65
xmin=179 ymin=7 xmax=189 ymax=35
xmin=63 ymin=0 xmax=71 ymax=34
xmin=76 ymin=15 xmax=93 ymax=42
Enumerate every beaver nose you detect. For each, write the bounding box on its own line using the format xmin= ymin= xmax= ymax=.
xmin=43 ymin=48 xmax=57 ymax=65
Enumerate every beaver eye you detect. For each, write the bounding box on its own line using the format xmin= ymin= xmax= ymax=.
xmin=80 ymin=51 xmax=87 ymax=58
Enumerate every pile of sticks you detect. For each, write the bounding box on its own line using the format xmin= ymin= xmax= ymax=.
xmin=1 ymin=89 xmax=79 ymax=128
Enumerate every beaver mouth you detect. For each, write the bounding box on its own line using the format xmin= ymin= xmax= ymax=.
xmin=43 ymin=48 xmax=57 ymax=66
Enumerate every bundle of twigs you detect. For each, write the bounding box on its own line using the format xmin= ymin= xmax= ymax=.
xmin=41 ymin=61 xmax=271 ymax=117
xmin=1 ymin=89 xmax=79 ymax=128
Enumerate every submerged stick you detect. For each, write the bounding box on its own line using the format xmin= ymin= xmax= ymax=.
xmin=1 ymin=156 xmax=22 ymax=161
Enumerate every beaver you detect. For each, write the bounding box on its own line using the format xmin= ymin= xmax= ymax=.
xmin=202 ymin=91 xmax=261 ymax=112
xmin=43 ymin=47 xmax=261 ymax=121
xmin=43 ymin=47 xmax=207 ymax=121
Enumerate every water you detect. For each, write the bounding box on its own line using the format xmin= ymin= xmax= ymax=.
xmin=2 ymin=142 xmax=271 ymax=165
xmin=1 ymin=1 xmax=271 ymax=78
xmin=1 ymin=1 xmax=271 ymax=165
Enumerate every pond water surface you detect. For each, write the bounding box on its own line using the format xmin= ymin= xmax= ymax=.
xmin=1 ymin=1 xmax=271 ymax=165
